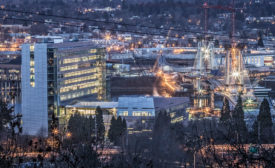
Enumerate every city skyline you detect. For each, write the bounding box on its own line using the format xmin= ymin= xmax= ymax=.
xmin=0 ymin=0 xmax=275 ymax=167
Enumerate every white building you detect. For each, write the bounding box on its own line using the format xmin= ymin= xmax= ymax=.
xmin=117 ymin=96 xmax=189 ymax=118
xmin=117 ymin=97 xmax=155 ymax=117
xmin=21 ymin=41 xmax=106 ymax=136
xmin=21 ymin=44 xmax=48 ymax=136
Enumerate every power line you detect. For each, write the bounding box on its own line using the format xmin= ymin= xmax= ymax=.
xmin=0 ymin=16 xmax=180 ymax=39
xmin=0 ymin=8 xmax=211 ymax=35
xmin=0 ymin=15 xmax=258 ymax=47
xmin=0 ymin=6 xmax=265 ymax=47
xmin=0 ymin=8 xmax=255 ymax=40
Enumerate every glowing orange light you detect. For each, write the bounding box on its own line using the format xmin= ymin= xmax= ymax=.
xmin=66 ymin=132 xmax=72 ymax=138
xmin=155 ymin=69 xmax=179 ymax=97
xmin=52 ymin=128 xmax=59 ymax=135
xmin=173 ymin=48 xmax=184 ymax=54
xmin=105 ymin=34 xmax=111 ymax=41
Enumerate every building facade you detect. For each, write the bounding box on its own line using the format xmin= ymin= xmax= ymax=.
xmin=21 ymin=41 xmax=106 ymax=136
xmin=0 ymin=64 xmax=21 ymax=104
xmin=117 ymin=96 xmax=189 ymax=122
xmin=64 ymin=101 xmax=118 ymax=136
xmin=117 ymin=96 xmax=190 ymax=135
xmin=117 ymin=97 xmax=155 ymax=117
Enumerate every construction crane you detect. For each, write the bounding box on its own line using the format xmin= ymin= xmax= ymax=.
xmin=201 ymin=0 xmax=237 ymax=40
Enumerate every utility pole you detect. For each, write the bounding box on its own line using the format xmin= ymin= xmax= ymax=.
xmin=95 ymin=115 xmax=97 ymax=140
xmin=258 ymin=121 xmax=261 ymax=144
xmin=193 ymin=150 xmax=196 ymax=168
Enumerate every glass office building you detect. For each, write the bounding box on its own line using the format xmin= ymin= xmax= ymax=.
xmin=21 ymin=41 xmax=106 ymax=136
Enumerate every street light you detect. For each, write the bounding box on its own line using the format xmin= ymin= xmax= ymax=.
xmin=105 ymin=34 xmax=111 ymax=41
xmin=52 ymin=128 xmax=59 ymax=135
xmin=66 ymin=132 xmax=72 ymax=138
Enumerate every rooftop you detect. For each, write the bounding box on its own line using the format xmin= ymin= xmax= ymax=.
xmin=66 ymin=101 xmax=118 ymax=109
xmin=118 ymin=96 xmax=154 ymax=109
xmin=154 ymin=97 xmax=189 ymax=111
xmin=47 ymin=41 xmax=103 ymax=50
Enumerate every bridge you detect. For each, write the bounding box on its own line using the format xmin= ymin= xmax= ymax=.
xmin=157 ymin=40 xmax=256 ymax=109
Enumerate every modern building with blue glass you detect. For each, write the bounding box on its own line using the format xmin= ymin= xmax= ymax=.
xmin=21 ymin=40 xmax=106 ymax=136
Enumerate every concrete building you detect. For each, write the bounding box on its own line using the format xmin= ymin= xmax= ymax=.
xmin=21 ymin=41 xmax=106 ymax=136
xmin=117 ymin=97 xmax=155 ymax=117
xmin=117 ymin=96 xmax=190 ymax=134
xmin=117 ymin=96 xmax=190 ymax=123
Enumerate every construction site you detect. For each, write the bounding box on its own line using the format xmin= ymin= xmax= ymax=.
xmin=108 ymin=0 xmax=274 ymax=119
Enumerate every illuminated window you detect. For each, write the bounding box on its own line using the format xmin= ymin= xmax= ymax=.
xmin=90 ymin=49 xmax=97 ymax=53
xmin=60 ymin=87 xmax=98 ymax=101
xmin=30 ymin=45 xmax=34 ymax=52
xmin=120 ymin=111 xmax=128 ymax=116
xmin=30 ymin=51 xmax=35 ymax=87
xmin=62 ymin=55 xmax=100 ymax=64
xmin=63 ymin=75 xmax=97 ymax=85
xmin=9 ymin=69 xmax=19 ymax=73
xmin=133 ymin=111 xmax=150 ymax=116
xmin=63 ymin=68 xmax=97 ymax=78
xmin=60 ymin=65 xmax=78 ymax=72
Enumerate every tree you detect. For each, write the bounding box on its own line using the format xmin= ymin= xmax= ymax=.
xmin=30 ymin=24 xmax=49 ymax=35
xmin=231 ymin=95 xmax=248 ymax=143
xmin=108 ymin=116 xmax=116 ymax=143
xmin=257 ymin=31 xmax=264 ymax=47
xmin=252 ymin=98 xmax=274 ymax=144
xmin=121 ymin=118 xmax=127 ymax=148
xmin=70 ymin=144 xmax=99 ymax=168
xmin=0 ymin=104 xmax=22 ymax=167
xmin=116 ymin=116 xmax=123 ymax=146
xmin=108 ymin=116 xmax=127 ymax=146
xmin=96 ymin=106 xmax=105 ymax=142
xmin=0 ymin=100 xmax=13 ymax=133
xmin=152 ymin=111 xmax=171 ymax=163
xmin=67 ymin=112 xmax=94 ymax=143
xmin=220 ymin=98 xmax=231 ymax=124
xmin=122 ymin=118 xmax=127 ymax=135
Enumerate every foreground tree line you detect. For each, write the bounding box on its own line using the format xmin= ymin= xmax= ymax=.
xmin=0 ymin=105 xmax=129 ymax=168
xmin=121 ymin=96 xmax=275 ymax=167
xmin=0 ymin=97 xmax=275 ymax=167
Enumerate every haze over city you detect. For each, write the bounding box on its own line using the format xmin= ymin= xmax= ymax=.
xmin=1 ymin=0 xmax=275 ymax=167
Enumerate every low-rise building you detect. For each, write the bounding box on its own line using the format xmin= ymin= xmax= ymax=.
xmin=117 ymin=96 xmax=190 ymax=135
xmin=64 ymin=101 xmax=118 ymax=136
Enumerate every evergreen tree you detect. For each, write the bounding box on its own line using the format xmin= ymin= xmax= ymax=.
xmin=0 ymin=100 xmax=13 ymax=133
xmin=96 ymin=106 xmax=105 ymax=142
xmin=122 ymin=118 xmax=127 ymax=135
xmin=108 ymin=116 xmax=127 ymax=145
xmin=152 ymin=111 xmax=171 ymax=161
xmin=67 ymin=112 xmax=95 ymax=143
xmin=121 ymin=118 xmax=127 ymax=149
xmin=252 ymin=98 xmax=274 ymax=144
xmin=257 ymin=31 xmax=264 ymax=47
xmin=116 ymin=116 xmax=123 ymax=145
xmin=231 ymin=95 xmax=248 ymax=143
xmin=108 ymin=116 xmax=116 ymax=143
xmin=116 ymin=116 xmax=123 ymax=134
xmin=220 ymin=98 xmax=231 ymax=124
